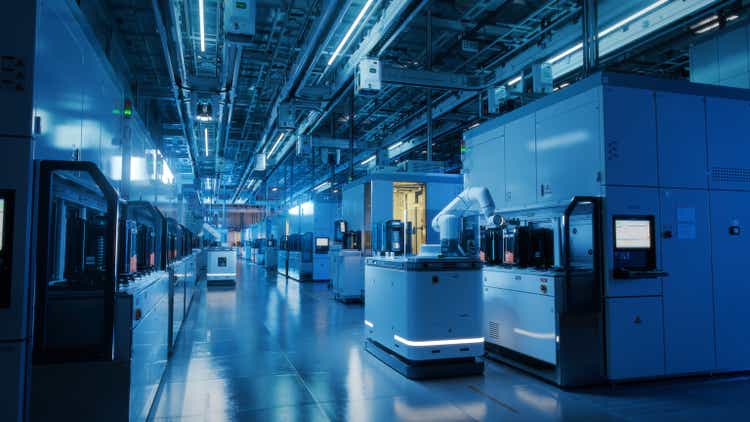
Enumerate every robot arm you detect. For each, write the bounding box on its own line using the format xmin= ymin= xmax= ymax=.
xmin=431 ymin=186 xmax=497 ymax=234
xmin=430 ymin=187 xmax=498 ymax=256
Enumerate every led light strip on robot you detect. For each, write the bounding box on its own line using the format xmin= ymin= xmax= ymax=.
xmin=393 ymin=335 xmax=484 ymax=347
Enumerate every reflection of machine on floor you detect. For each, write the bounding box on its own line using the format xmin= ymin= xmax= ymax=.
xmin=265 ymin=238 xmax=278 ymax=272
xmin=365 ymin=187 xmax=496 ymax=379
xmin=288 ymin=233 xmax=313 ymax=281
xmin=166 ymin=218 xmax=199 ymax=351
xmin=330 ymin=220 xmax=364 ymax=302
xmin=28 ymin=161 xmax=175 ymax=421
xmin=206 ymin=247 xmax=237 ymax=286
xmin=277 ymin=235 xmax=290 ymax=277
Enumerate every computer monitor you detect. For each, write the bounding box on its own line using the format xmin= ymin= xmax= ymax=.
xmin=613 ymin=216 xmax=655 ymax=272
xmin=315 ymin=237 xmax=329 ymax=248
xmin=614 ymin=218 xmax=652 ymax=249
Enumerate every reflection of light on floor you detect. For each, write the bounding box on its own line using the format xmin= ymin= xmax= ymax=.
xmin=346 ymin=346 xmax=363 ymax=402
xmin=393 ymin=397 xmax=487 ymax=421
xmin=513 ymin=328 xmax=556 ymax=340
xmin=514 ymin=385 xmax=559 ymax=413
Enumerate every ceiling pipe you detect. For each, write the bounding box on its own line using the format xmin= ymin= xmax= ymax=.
xmin=152 ymin=0 xmax=198 ymax=176
xmin=233 ymin=0 xmax=343 ymax=201
xmin=241 ymin=0 xmax=429 ymax=204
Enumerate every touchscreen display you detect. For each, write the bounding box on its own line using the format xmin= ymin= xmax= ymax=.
xmin=615 ymin=219 xmax=651 ymax=249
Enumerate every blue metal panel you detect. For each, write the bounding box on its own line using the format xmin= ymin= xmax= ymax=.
xmin=603 ymin=186 xmax=662 ymax=297
xmin=606 ymin=297 xmax=665 ymax=380
xmin=342 ymin=183 xmax=365 ymax=231
xmin=706 ymin=97 xmax=750 ymax=191
xmin=660 ymin=189 xmax=715 ymax=375
xmin=655 ymin=93 xmax=708 ymax=189
xmin=709 ymin=190 xmax=750 ymax=372
xmin=33 ymin=0 xmax=86 ymax=162
xmin=603 ymin=86 xmax=658 ymax=187
xmin=536 ymin=88 xmax=602 ymax=204
xmin=717 ymin=26 xmax=749 ymax=87
xmin=505 ymin=114 xmax=536 ymax=207
xmin=690 ymin=37 xmax=720 ymax=85
xmin=463 ymin=127 xmax=504 ymax=209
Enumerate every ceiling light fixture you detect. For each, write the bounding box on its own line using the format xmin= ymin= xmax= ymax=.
xmin=690 ymin=15 xmax=719 ymax=30
xmin=267 ymin=132 xmax=286 ymax=158
xmin=695 ymin=21 xmax=720 ymax=34
xmin=599 ymin=0 xmax=670 ymax=37
xmin=204 ymin=127 xmax=209 ymax=157
xmin=546 ymin=0 xmax=671 ymax=65
xmin=360 ymin=155 xmax=376 ymax=166
xmin=388 ymin=141 xmax=404 ymax=151
xmin=314 ymin=181 xmax=332 ymax=192
xmin=327 ymin=0 xmax=375 ymax=66
xmin=199 ymin=0 xmax=206 ymax=52
xmin=506 ymin=74 xmax=523 ymax=86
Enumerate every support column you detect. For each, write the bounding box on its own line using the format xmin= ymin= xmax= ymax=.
xmin=582 ymin=0 xmax=599 ymax=75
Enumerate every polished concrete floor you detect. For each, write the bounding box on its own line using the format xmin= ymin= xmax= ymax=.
xmin=152 ymin=262 xmax=750 ymax=421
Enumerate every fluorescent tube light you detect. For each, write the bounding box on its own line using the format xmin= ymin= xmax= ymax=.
xmin=268 ymin=132 xmax=286 ymax=158
xmin=546 ymin=0 xmax=672 ymax=65
xmin=690 ymin=15 xmax=719 ymax=30
xmin=199 ymin=0 xmax=206 ymax=52
xmin=393 ymin=335 xmax=484 ymax=347
xmin=599 ymin=0 xmax=670 ymax=37
xmin=506 ymin=74 xmax=523 ymax=86
xmin=327 ymin=0 xmax=375 ymax=66
xmin=314 ymin=181 xmax=332 ymax=192
xmin=204 ymin=127 xmax=209 ymax=157
xmin=360 ymin=155 xmax=376 ymax=166
xmin=388 ymin=141 xmax=404 ymax=151
xmin=547 ymin=43 xmax=584 ymax=64
xmin=695 ymin=21 xmax=720 ymax=34
xmin=364 ymin=320 xmax=374 ymax=328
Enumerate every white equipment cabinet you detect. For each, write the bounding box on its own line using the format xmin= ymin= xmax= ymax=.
xmin=206 ymin=247 xmax=237 ymax=285
xmin=364 ymin=255 xmax=484 ymax=379
xmin=330 ymin=248 xmax=364 ymax=302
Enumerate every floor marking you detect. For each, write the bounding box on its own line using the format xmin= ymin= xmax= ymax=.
xmin=468 ymin=385 xmax=519 ymax=414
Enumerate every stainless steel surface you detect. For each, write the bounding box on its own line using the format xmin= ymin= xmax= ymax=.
xmin=152 ymin=262 xmax=750 ymax=421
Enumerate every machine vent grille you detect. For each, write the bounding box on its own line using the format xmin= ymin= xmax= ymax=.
xmin=488 ymin=321 xmax=499 ymax=340
xmin=711 ymin=167 xmax=750 ymax=184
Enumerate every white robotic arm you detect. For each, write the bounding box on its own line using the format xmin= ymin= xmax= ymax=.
xmin=430 ymin=187 xmax=498 ymax=256
xmin=431 ymin=186 xmax=497 ymax=233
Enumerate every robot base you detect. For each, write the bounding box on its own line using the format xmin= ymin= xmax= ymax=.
xmin=365 ymin=339 xmax=484 ymax=380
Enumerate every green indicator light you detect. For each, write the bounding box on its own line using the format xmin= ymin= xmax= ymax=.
xmin=124 ymin=109 xmax=132 ymax=117
xmin=112 ymin=109 xmax=121 ymax=115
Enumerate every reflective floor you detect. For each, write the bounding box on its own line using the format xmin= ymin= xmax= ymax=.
xmin=152 ymin=262 xmax=750 ymax=421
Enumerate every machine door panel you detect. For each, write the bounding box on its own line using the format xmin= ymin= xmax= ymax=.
xmin=484 ymin=285 xmax=556 ymax=365
xmin=505 ymin=115 xmax=536 ymax=206
xmin=710 ymin=190 xmax=750 ymax=371
xmin=660 ymin=189 xmax=715 ymax=374
xmin=706 ymin=98 xmax=750 ymax=191
xmin=656 ymin=93 xmax=708 ymax=189
xmin=606 ymin=297 xmax=665 ymax=380
xmin=536 ymin=89 xmax=601 ymax=204
xmin=463 ymin=129 xmax=505 ymax=209
xmin=602 ymin=87 xmax=658 ymax=187
xmin=603 ymin=187 xmax=662 ymax=297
